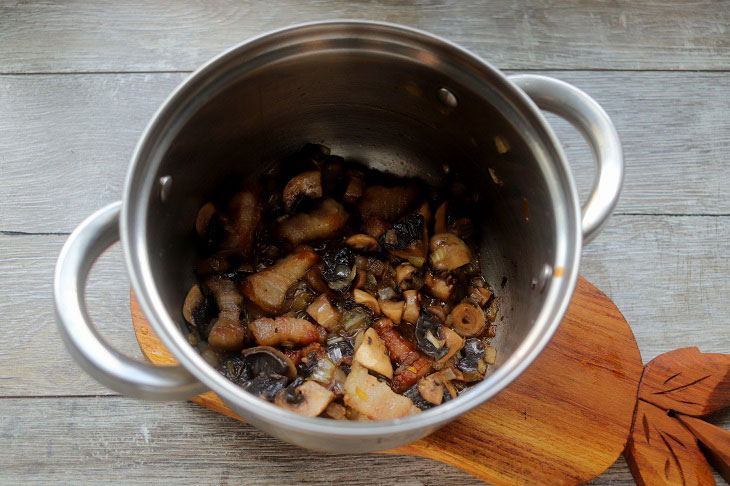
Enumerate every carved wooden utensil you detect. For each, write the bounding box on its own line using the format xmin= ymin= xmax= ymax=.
xmin=131 ymin=277 xmax=730 ymax=484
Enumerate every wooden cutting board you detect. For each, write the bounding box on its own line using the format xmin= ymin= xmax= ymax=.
xmin=131 ymin=276 xmax=645 ymax=485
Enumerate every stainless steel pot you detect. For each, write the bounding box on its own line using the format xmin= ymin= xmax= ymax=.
xmin=54 ymin=21 xmax=623 ymax=453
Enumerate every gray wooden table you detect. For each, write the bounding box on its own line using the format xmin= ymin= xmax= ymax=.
xmin=2 ymin=2 xmax=729 ymax=484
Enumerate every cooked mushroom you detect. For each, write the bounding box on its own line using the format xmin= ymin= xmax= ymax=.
xmin=220 ymin=191 xmax=263 ymax=256
xmin=429 ymin=233 xmax=472 ymax=271
xmin=241 ymin=346 xmax=297 ymax=379
xmin=241 ymin=374 xmax=290 ymax=401
xmin=402 ymin=289 xmax=420 ymax=323
xmin=468 ymin=285 xmax=492 ymax=307
xmin=424 ymin=271 xmax=454 ymax=301
xmin=378 ymin=213 xmax=427 ymax=260
xmin=306 ymin=294 xmax=341 ymax=331
xmin=275 ymin=380 xmax=334 ymax=416
xmin=415 ymin=311 xmax=447 ymax=360
xmin=353 ymin=328 xmax=393 ymax=379
xmin=379 ymin=300 xmax=404 ymax=324
xmin=345 ymin=233 xmax=379 ymax=251
xmin=417 ymin=373 xmax=445 ymax=405
xmin=283 ymin=170 xmax=322 ymax=212
xmin=325 ymin=401 xmax=348 ymax=420
xmin=486 ymin=297 xmax=499 ymax=322
xmin=248 ymin=317 xmax=326 ymax=347
xmin=277 ymin=198 xmax=349 ymax=245
xmin=358 ymin=184 xmax=420 ymax=222
xmin=241 ymin=247 xmax=318 ymax=313
xmin=353 ymin=289 xmax=380 ymax=314
xmin=182 ymin=284 xmax=204 ymax=324
xmin=343 ymin=363 xmax=420 ymax=420
xmin=456 ymin=338 xmax=486 ymax=382
xmin=447 ymin=303 xmax=486 ymax=337
xmin=395 ymin=263 xmax=417 ymax=289
xmin=195 ymin=202 xmax=217 ymax=239
xmin=484 ymin=345 xmax=497 ymax=365
xmin=436 ymin=326 xmax=465 ymax=365
xmin=320 ymin=247 xmax=356 ymax=295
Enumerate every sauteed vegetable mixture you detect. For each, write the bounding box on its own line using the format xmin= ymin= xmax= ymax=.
xmin=183 ymin=144 xmax=499 ymax=420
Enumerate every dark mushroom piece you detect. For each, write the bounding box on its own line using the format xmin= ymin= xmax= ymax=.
xmin=415 ymin=311 xmax=448 ymax=360
xmin=378 ymin=213 xmax=427 ymax=261
xmin=231 ymin=346 xmax=297 ymax=401
xmin=321 ymin=247 xmax=356 ymax=295
xmin=275 ymin=380 xmax=335 ymax=416
xmin=282 ymin=170 xmax=322 ymax=212
xmin=456 ymin=338 xmax=486 ymax=382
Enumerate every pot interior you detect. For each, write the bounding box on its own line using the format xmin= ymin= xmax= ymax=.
xmin=128 ymin=24 xmax=578 ymax=403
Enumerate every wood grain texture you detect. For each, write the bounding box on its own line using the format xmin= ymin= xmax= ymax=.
xmin=679 ymin=415 xmax=730 ymax=483
xmin=131 ymin=277 xmax=644 ymax=485
xmin=3 ymin=213 xmax=730 ymax=397
xmin=2 ymin=71 xmax=730 ymax=233
xmin=638 ymin=347 xmax=730 ymax=417
xmin=625 ymin=399 xmax=715 ymax=486
xmin=0 ymin=1 xmax=728 ymax=73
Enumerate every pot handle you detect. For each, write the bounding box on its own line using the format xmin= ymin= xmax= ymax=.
xmin=54 ymin=201 xmax=206 ymax=400
xmin=509 ymin=74 xmax=624 ymax=244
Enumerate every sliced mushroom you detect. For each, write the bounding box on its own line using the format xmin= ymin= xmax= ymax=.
xmin=343 ymin=363 xmax=420 ymax=420
xmin=395 ymin=263 xmax=417 ymax=289
xmin=240 ymin=374 xmax=290 ymax=402
xmin=379 ymin=300 xmax=404 ymax=324
xmin=429 ymin=233 xmax=472 ymax=271
xmin=195 ymin=202 xmax=217 ymax=239
xmin=241 ymin=247 xmax=318 ymax=313
xmin=277 ymin=198 xmax=349 ymax=245
xmin=417 ymin=373 xmax=445 ymax=405
xmin=424 ymin=271 xmax=454 ymax=301
xmin=248 ymin=317 xmax=326 ymax=347
xmin=321 ymin=247 xmax=356 ymax=295
xmin=415 ymin=312 xmax=447 ymax=360
xmin=358 ymin=184 xmax=420 ymax=222
xmin=241 ymin=346 xmax=297 ymax=379
xmin=402 ymin=289 xmax=420 ymax=324
xmin=353 ymin=289 xmax=380 ymax=315
xmin=425 ymin=304 xmax=446 ymax=323
xmin=220 ymin=191 xmax=263 ymax=257
xmin=182 ymin=284 xmax=204 ymax=324
xmin=378 ymin=213 xmax=427 ymax=260
xmin=468 ymin=285 xmax=492 ymax=307
xmin=436 ymin=326 xmax=465 ymax=365
xmin=456 ymin=338 xmax=486 ymax=382
xmin=447 ymin=303 xmax=486 ymax=337
xmin=345 ymin=234 xmax=379 ymax=251
xmin=282 ymin=170 xmax=322 ymax=212
xmin=275 ymin=380 xmax=334 ymax=417
xmin=306 ymin=294 xmax=341 ymax=331
xmin=353 ymin=328 xmax=393 ymax=379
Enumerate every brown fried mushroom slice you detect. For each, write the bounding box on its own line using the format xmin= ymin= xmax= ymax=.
xmin=182 ymin=284 xmax=204 ymax=324
xmin=417 ymin=373 xmax=445 ymax=405
xmin=395 ymin=263 xmax=417 ymax=289
xmin=424 ymin=271 xmax=454 ymax=301
xmin=345 ymin=233 xmax=379 ymax=251
xmin=241 ymin=346 xmax=297 ymax=379
xmin=275 ymin=381 xmax=334 ymax=417
xmin=248 ymin=317 xmax=326 ymax=347
xmin=436 ymin=326 xmax=464 ymax=365
xmin=353 ymin=327 xmax=393 ymax=379
xmin=353 ymin=289 xmax=380 ymax=315
xmin=277 ymin=198 xmax=349 ymax=245
xmin=379 ymin=300 xmax=404 ymax=324
xmin=447 ymin=303 xmax=486 ymax=337
xmin=429 ymin=233 xmax=472 ymax=271
xmin=402 ymin=289 xmax=420 ymax=324
xmin=283 ymin=170 xmax=323 ymax=212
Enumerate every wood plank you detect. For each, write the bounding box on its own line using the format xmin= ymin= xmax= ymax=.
xmin=1 ymin=71 xmax=730 ymax=233
xmin=2 ymin=214 xmax=729 ymax=398
xmin=0 ymin=397 xmax=727 ymax=485
xmin=0 ymin=1 xmax=728 ymax=73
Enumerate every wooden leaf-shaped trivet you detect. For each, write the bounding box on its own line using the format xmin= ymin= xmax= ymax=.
xmin=132 ymin=276 xmax=644 ymax=485
xmin=625 ymin=348 xmax=730 ymax=485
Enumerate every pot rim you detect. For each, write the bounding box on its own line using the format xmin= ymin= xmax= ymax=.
xmin=121 ymin=19 xmax=581 ymax=437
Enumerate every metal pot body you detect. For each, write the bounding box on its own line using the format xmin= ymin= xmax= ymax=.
xmin=55 ymin=21 xmax=623 ymax=453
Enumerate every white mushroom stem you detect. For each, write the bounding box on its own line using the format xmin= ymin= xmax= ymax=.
xmin=353 ymin=289 xmax=380 ymax=314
